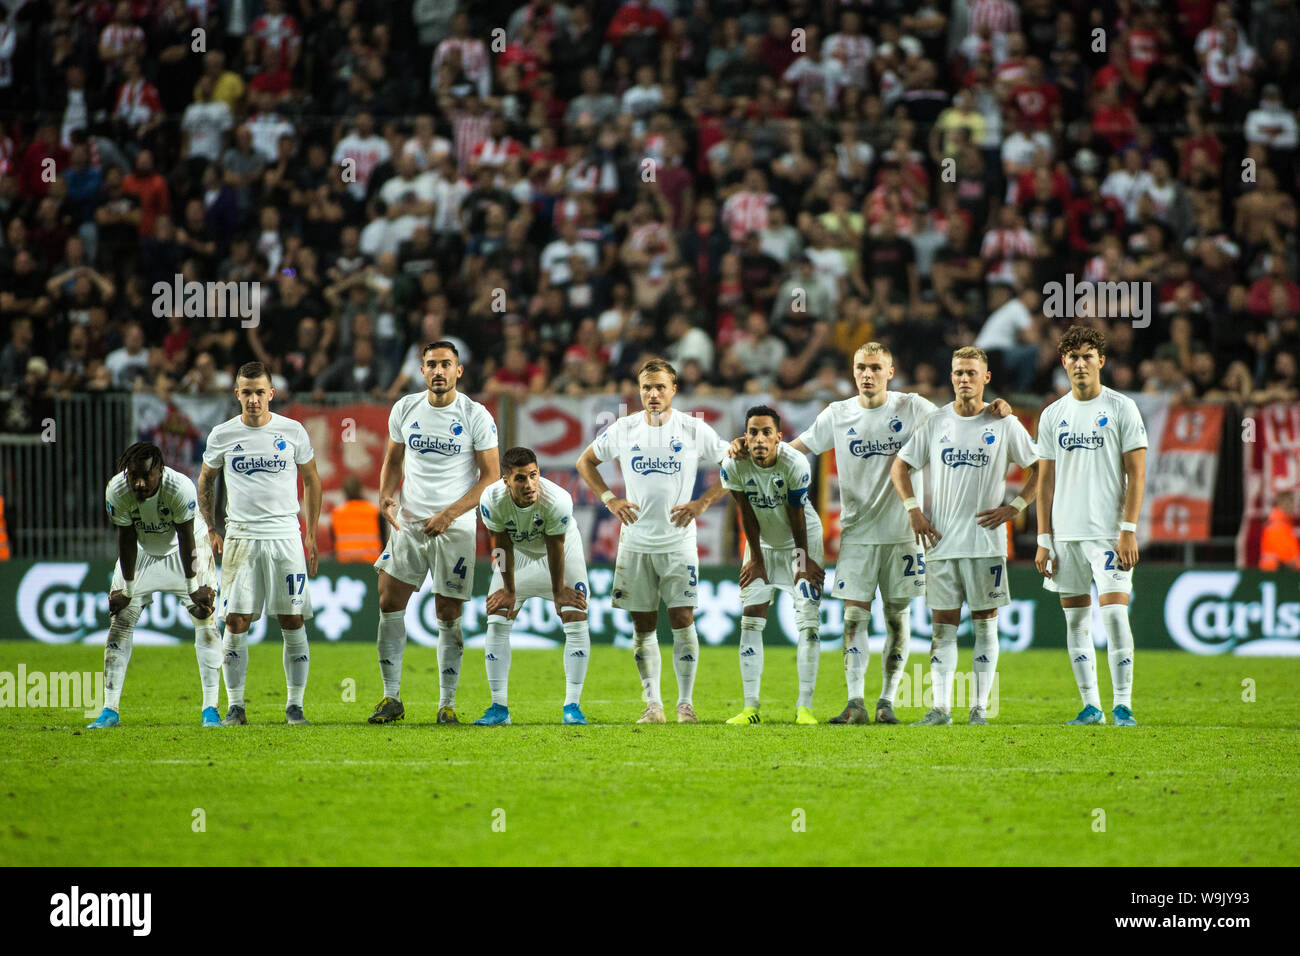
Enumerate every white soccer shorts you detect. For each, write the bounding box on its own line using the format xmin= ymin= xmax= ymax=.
xmin=219 ymin=536 xmax=314 ymax=622
xmin=739 ymin=540 xmax=824 ymax=630
xmin=487 ymin=527 xmax=589 ymax=615
xmin=831 ymin=541 xmax=928 ymax=603
xmin=373 ymin=521 xmax=476 ymax=599
xmin=1043 ymin=538 xmax=1134 ymax=597
xmin=112 ymin=543 xmax=218 ymax=612
xmin=925 ymin=556 xmax=1010 ymax=612
xmin=611 ymin=547 xmax=700 ymax=612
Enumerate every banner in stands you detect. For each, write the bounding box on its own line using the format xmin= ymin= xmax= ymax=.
xmin=1238 ymin=402 xmax=1300 ymax=566
xmin=1143 ymin=401 xmax=1224 ymax=542
xmin=5 ymin=559 xmax=1297 ymax=655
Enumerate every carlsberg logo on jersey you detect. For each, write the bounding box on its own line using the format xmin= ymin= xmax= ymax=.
xmin=849 ymin=436 xmax=905 ymax=458
xmin=1057 ymin=414 xmax=1108 ymax=451
xmin=408 ymin=434 xmax=462 ymax=456
xmin=631 ymin=455 xmax=682 ymax=475
xmin=940 ymin=448 xmax=991 ymax=468
xmin=230 ymin=454 xmax=289 ymax=475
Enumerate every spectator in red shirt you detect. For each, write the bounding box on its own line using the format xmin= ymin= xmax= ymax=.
xmin=17 ymin=121 xmax=67 ymax=200
xmin=1092 ymin=84 xmax=1139 ymax=152
xmin=485 ymin=345 xmax=546 ymax=397
xmin=121 ymin=149 xmax=170 ymax=238
xmin=1010 ymin=58 xmax=1061 ymax=130
xmin=606 ymin=0 xmax=669 ymax=64
xmin=1247 ymin=256 xmax=1300 ymax=317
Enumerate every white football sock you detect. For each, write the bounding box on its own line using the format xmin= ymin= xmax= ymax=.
xmin=739 ymin=615 xmax=765 ymax=707
xmin=1063 ymin=605 xmax=1101 ymax=709
xmin=282 ymin=626 xmax=309 ymax=708
xmin=377 ymin=609 xmax=406 ymax=699
xmin=561 ymin=619 xmax=590 ymax=705
xmin=796 ymin=629 xmax=819 ymax=708
xmin=881 ymin=600 xmax=912 ymax=704
xmin=103 ymin=605 xmax=140 ymax=711
xmin=671 ymin=624 xmax=699 ymax=706
xmin=632 ymin=630 xmax=661 ymax=705
xmin=191 ymin=615 xmax=221 ymax=711
xmin=1102 ymin=604 xmax=1135 ymax=708
xmin=221 ymin=627 xmax=248 ymax=708
xmin=971 ymin=616 xmax=999 ymax=710
xmin=842 ymin=605 xmax=869 ymax=703
xmin=437 ymin=618 xmax=464 ymax=707
xmin=485 ymin=616 xmax=513 ymax=706
xmin=929 ymin=622 xmax=958 ymax=713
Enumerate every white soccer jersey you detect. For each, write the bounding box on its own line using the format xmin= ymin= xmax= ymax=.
xmin=389 ymin=391 xmax=498 ymax=530
xmin=589 ymin=407 xmax=730 ymax=553
xmin=105 ymin=466 xmax=209 ymax=558
xmin=897 ymin=403 xmax=1038 ymax=560
xmin=721 ymin=443 xmax=821 ymax=552
xmin=202 ymin=413 xmax=314 ymax=539
xmin=798 ymin=391 xmax=938 ymax=546
xmin=479 ymin=476 xmax=576 ymax=560
xmin=1037 ymin=386 xmax=1147 ymax=541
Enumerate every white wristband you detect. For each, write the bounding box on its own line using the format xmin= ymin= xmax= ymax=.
xmin=1120 ymin=521 xmax=1137 ymax=533
xmin=185 ymin=576 xmax=198 ymax=593
xmin=902 ymin=496 xmax=919 ymax=511
xmin=123 ymin=579 xmax=135 ymax=597
xmin=1011 ymin=496 xmax=1028 ymax=513
xmin=1037 ymin=534 xmax=1054 ymax=550
xmin=600 ymin=490 xmax=616 ymax=505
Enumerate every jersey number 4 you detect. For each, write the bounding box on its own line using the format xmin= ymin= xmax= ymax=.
xmin=453 ymin=557 xmax=468 ymax=579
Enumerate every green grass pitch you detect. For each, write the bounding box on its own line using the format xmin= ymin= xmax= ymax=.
xmin=1 ymin=642 xmax=1296 ymax=866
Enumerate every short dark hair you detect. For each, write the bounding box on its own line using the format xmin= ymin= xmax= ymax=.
xmin=117 ymin=441 xmax=164 ymax=475
xmin=236 ymin=361 xmax=272 ymax=383
xmin=745 ymin=404 xmax=782 ymax=431
xmin=422 ymin=340 xmax=461 ymax=362
xmin=1058 ymin=325 xmax=1107 ymax=358
xmin=501 ymin=446 xmax=538 ymax=473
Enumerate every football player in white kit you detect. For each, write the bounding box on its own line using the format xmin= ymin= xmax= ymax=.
xmin=1035 ymin=326 xmax=1147 ymax=726
xmin=576 ymin=358 xmax=731 ymax=723
xmin=474 ymin=446 xmax=592 ymax=725
xmin=198 ymin=362 xmax=322 ymax=726
xmin=720 ymin=407 xmax=825 ymax=725
xmin=891 ymin=347 xmax=1039 ymax=725
xmin=86 ymin=443 xmax=222 ymax=729
xmin=368 ymin=341 xmax=500 ymax=725
xmin=727 ymin=342 xmax=1013 ymax=724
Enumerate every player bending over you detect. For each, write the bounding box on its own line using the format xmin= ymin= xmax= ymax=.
xmin=475 ymin=446 xmax=592 ymax=725
xmin=198 ymin=362 xmax=322 ymax=726
xmin=88 ymin=442 xmax=222 ymax=728
xmin=1036 ymin=325 xmax=1147 ymax=726
xmin=890 ymin=347 xmax=1038 ymax=725
xmin=369 ymin=341 xmax=499 ymax=725
xmin=576 ymin=358 xmax=730 ymax=723
xmin=721 ymin=406 xmax=824 ymax=725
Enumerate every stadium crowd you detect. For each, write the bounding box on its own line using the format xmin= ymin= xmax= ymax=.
xmin=1 ymin=0 xmax=1299 ymax=430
